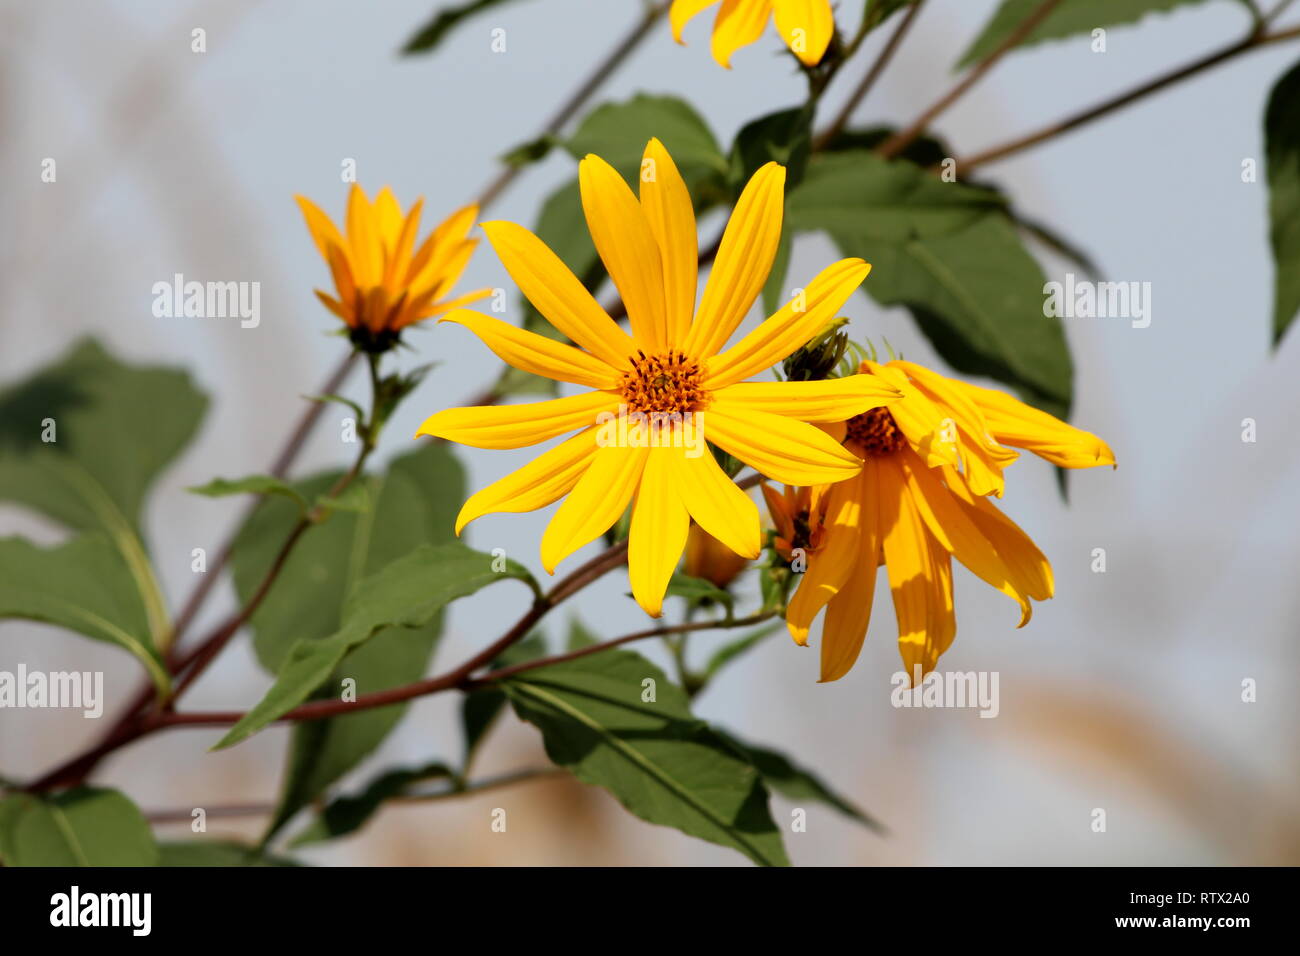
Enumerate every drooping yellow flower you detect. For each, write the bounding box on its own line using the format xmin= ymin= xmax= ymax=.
xmin=671 ymin=0 xmax=835 ymax=68
xmin=417 ymin=139 xmax=901 ymax=617
xmin=777 ymin=358 xmax=1115 ymax=683
xmin=296 ymin=184 xmax=490 ymax=349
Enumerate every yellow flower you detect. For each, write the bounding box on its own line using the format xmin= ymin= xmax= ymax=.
xmin=780 ymin=359 xmax=1116 ymax=683
xmin=685 ymin=521 xmax=751 ymax=589
xmin=296 ymin=184 xmax=490 ymax=350
xmin=671 ymin=0 xmax=835 ymax=68
xmin=417 ymin=139 xmax=901 ymax=617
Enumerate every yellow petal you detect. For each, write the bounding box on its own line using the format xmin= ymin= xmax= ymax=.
xmin=866 ymin=361 xmax=961 ymax=470
xmin=314 ymin=290 xmax=350 ymax=324
xmin=705 ymin=402 xmax=862 ymax=485
xmin=374 ymin=187 xmax=404 ymax=249
xmin=955 ymin=380 xmax=1116 ymax=469
xmin=670 ymin=0 xmax=719 ymax=41
xmin=540 ymin=443 xmax=648 ymax=574
xmin=395 ymin=287 xmax=493 ymax=330
xmin=323 ymin=242 xmax=358 ymax=319
xmin=346 ymin=184 xmax=381 ymax=288
xmin=416 ymin=390 xmax=619 ymax=450
xmin=628 ymin=448 xmax=691 ymax=617
xmin=819 ymin=462 xmax=881 ymax=682
xmin=639 ymin=138 xmax=698 ymax=344
xmin=704 ymin=258 xmax=870 ymax=387
xmin=712 ymin=374 xmax=901 ymax=423
xmin=772 ymin=0 xmax=833 ymax=66
xmin=670 ymin=449 xmax=761 ymax=560
xmin=579 ymin=154 xmax=668 ymax=351
xmin=942 ymin=464 xmax=1053 ymax=601
xmin=455 ymin=429 xmax=599 ymax=534
xmin=438 ymin=309 xmax=620 ymax=390
xmin=385 ymin=197 xmax=424 ymax=288
xmin=686 ymin=162 xmax=786 ymax=356
xmin=711 ymin=0 xmax=773 ymax=68
xmin=295 ymin=195 xmax=347 ymax=262
xmin=786 ymin=470 xmax=862 ymax=646
xmin=406 ymin=204 xmax=478 ymax=289
xmin=481 ymin=220 xmax=635 ymax=370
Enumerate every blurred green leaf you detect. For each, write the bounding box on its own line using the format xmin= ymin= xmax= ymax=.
xmin=730 ymin=106 xmax=814 ymax=194
xmin=500 ymin=134 xmax=559 ymax=168
xmin=189 ymin=474 xmax=308 ymax=512
xmin=314 ymin=481 xmax=370 ymax=516
xmin=502 ymin=647 xmax=789 ymax=866
xmin=0 ymin=535 xmax=168 ymax=695
xmin=401 ymin=0 xmax=534 ymax=55
xmin=566 ymin=618 xmax=600 ymax=651
xmin=157 ymin=840 xmax=302 ymax=866
xmin=719 ymin=731 xmax=885 ymax=832
xmin=290 ymin=762 xmax=453 ymax=847
xmin=564 ymin=93 xmax=728 ymax=185
xmin=665 ymin=571 xmax=735 ymax=617
xmin=216 ymin=541 xmax=534 ymax=750
xmin=703 ymin=621 xmax=782 ymax=680
xmin=0 ymin=339 xmax=207 ymax=644
xmin=957 ymin=0 xmax=1217 ymax=67
xmin=1266 ymin=56 xmax=1300 ymax=345
xmin=0 ymin=788 xmax=158 ymax=866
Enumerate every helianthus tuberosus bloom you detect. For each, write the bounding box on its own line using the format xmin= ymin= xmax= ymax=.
xmin=297 ymin=184 xmax=490 ymax=351
xmin=417 ymin=139 xmax=902 ymax=617
xmin=775 ymin=358 xmax=1115 ymax=683
xmin=671 ymin=0 xmax=835 ymax=68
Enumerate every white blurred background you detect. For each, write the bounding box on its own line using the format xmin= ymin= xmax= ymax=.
xmin=1 ymin=0 xmax=1297 ymax=865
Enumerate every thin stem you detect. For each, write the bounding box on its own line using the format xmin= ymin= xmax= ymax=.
xmin=955 ymin=24 xmax=1300 ymax=173
xmin=472 ymin=1 xmax=669 ymax=209
xmin=877 ymin=0 xmax=1065 ymax=160
xmin=813 ymin=0 xmax=927 ymax=150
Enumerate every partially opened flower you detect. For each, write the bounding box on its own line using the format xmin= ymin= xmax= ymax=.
xmin=671 ymin=0 xmax=835 ymax=68
xmin=779 ymin=358 xmax=1115 ymax=683
xmin=297 ymin=184 xmax=491 ymax=352
xmin=417 ymin=139 xmax=901 ymax=617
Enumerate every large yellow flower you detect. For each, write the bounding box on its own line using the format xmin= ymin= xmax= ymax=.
xmin=771 ymin=358 xmax=1115 ymax=682
xmin=296 ymin=184 xmax=490 ymax=349
xmin=671 ymin=0 xmax=835 ymax=68
xmin=417 ymin=139 xmax=901 ymax=617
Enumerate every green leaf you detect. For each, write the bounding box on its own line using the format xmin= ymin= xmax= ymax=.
xmin=789 ymin=152 xmax=1072 ymax=416
xmin=1266 ymin=56 xmax=1300 ymax=345
xmin=189 ymin=474 xmax=308 ymax=511
xmin=500 ymin=134 xmax=559 ymax=168
xmin=957 ymin=0 xmax=1217 ymax=68
xmin=157 ymin=840 xmax=302 ymax=866
xmin=719 ymin=732 xmax=885 ymax=832
xmin=0 ymin=787 xmax=158 ymax=866
xmin=730 ymin=107 xmax=814 ymax=194
xmin=703 ymin=621 xmax=782 ymax=680
xmin=566 ymin=618 xmax=600 ymax=651
xmin=665 ymin=571 xmax=735 ymax=617
xmin=0 ymin=535 xmax=169 ymax=695
xmin=0 ymin=339 xmax=207 ymax=644
xmin=459 ymin=632 xmax=548 ymax=769
xmin=314 ymin=481 xmax=369 ymax=515
xmin=502 ymin=648 xmax=789 ymax=866
xmin=289 ymin=762 xmax=453 ymax=847
xmin=564 ymin=94 xmax=728 ymax=185
xmin=401 ymin=0 xmax=534 ymax=55
xmin=216 ymin=541 xmax=534 ymax=751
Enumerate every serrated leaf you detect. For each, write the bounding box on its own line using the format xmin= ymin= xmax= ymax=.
xmin=189 ymin=474 xmax=308 ymax=511
xmin=957 ymin=0 xmax=1217 ymax=68
xmin=0 ymin=535 xmax=169 ymax=695
xmin=0 ymin=787 xmax=158 ymax=866
xmin=502 ymin=648 xmax=789 ymax=866
xmin=216 ymin=542 xmax=534 ymax=751
xmin=289 ymin=762 xmax=453 ymax=847
xmin=1266 ymin=56 xmax=1300 ymax=345
xmin=401 ymin=0 xmax=534 ymax=55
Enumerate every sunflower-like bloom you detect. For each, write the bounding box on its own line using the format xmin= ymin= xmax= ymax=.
xmin=296 ymin=184 xmax=490 ymax=351
xmin=671 ymin=0 xmax=835 ymax=68
xmin=772 ymin=359 xmax=1115 ymax=683
xmin=417 ymin=139 xmax=901 ymax=616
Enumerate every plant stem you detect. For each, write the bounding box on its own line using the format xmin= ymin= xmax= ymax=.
xmin=876 ymin=0 xmax=1065 ymax=160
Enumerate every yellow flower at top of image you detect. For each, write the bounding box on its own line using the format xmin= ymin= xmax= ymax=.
xmin=671 ymin=0 xmax=836 ymax=68
xmin=771 ymin=359 xmax=1116 ymax=683
xmin=417 ymin=138 xmax=902 ymax=617
xmin=296 ymin=184 xmax=491 ymax=351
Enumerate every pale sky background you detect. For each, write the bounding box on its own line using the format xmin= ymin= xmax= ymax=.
xmin=2 ymin=0 xmax=1298 ymax=865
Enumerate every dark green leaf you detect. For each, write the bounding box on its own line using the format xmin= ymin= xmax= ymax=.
xmin=730 ymin=107 xmax=814 ymax=194
xmin=314 ymin=481 xmax=369 ymax=515
xmin=0 ymin=535 xmax=168 ymax=694
xmin=502 ymin=648 xmax=789 ymax=866
xmin=500 ymin=134 xmax=559 ymax=168
xmin=401 ymin=0 xmax=534 ymax=55
xmin=1266 ymin=56 xmax=1300 ymax=344
xmin=957 ymin=0 xmax=1217 ymax=68
xmin=564 ymin=94 xmax=728 ymax=186
xmin=0 ymin=787 xmax=158 ymax=866
xmin=290 ymin=762 xmax=453 ymax=847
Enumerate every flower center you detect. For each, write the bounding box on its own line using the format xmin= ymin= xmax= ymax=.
xmin=620 ymin=350 xmax=708 ymax=415
xmin=846 ymin=407 xmax=906 ymax=456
